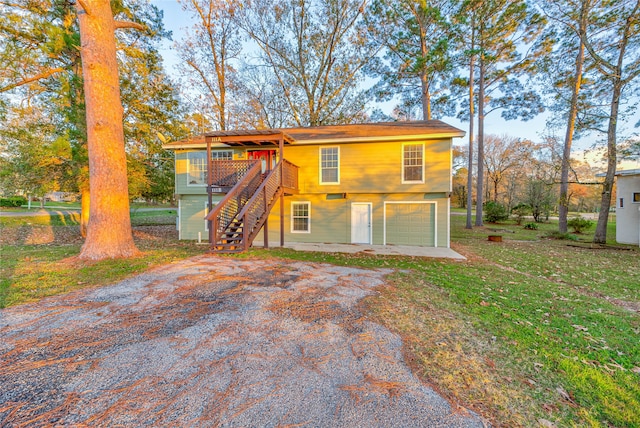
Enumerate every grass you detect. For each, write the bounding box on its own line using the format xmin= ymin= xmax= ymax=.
xmin=243 ymin=215 xmax=640 ymax=427
xmin=0 ymin=211 xmax=198 ymax=308
xmin=1 ymin=211 xmax=638 ymax=427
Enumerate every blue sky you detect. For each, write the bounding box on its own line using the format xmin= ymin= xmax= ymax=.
xmin=150 ymin=0 xmax=639 ymax=166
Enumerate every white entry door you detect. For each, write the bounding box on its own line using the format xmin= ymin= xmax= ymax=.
xmin=351 ymin=203 xmax=372 ymax=244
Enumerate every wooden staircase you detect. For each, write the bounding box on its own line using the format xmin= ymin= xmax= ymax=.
xmin=206 ymin=159 xmax=298 ymax=253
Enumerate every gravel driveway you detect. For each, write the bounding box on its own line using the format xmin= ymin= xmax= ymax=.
xmin=0 ymin=256 xmax=485 ymax=427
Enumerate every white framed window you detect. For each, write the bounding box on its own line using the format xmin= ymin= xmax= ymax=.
xmin=634 ymin=192 xmax=640 ymax=203
xmin=320 ymin=147 xmax=340 ymax=184
xmin=402 ymin=143 xmax=424 ymax=183
xmin=187 ymin=152 xmax=207 ymax=186
xmin=187 ymin=151 xmax=233 ymax=186
xmin=291 ymin=201 xmax=311 ymax=233
xmin=211 ymin=150 xmax=233 ymax=161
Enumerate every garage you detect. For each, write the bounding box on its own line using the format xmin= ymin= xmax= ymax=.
xmin=384 ymin=202 xmax=436 ymax=246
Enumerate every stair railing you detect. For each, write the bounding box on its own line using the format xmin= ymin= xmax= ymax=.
xmin=206 ymin=160 xmax=261 ymax=247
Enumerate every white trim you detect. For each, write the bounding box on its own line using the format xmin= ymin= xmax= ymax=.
xmin=449 ymin=145 xmax=453 ymax=192
xmin=446 ymin=199 xmax=450 ymax=248
xmin=319 ymin=146 xmax=340 ymax=185
xmin=383 ymin=201 xmax=437 ymax=247
xmin=204 ymin=201 xmax=209 ymax=231
xmin=351 ymin=202 xmax=372 ymax=244
xmin=401 ymin=142 xmax=425 ymax=184
xmin=177 ymin=199 xmax=182 ymax=240
xmin=291 ymin=201 xmax=311 ymax=233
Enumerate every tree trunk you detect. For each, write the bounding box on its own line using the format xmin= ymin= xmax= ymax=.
xmin=593 ymin=80 xmax=621 ymax=244
xmin=475 ymin=53 xmax=485 ymax=227
xmin=559 ymin=8 xmax=586 ymax=234
xmin=80 ymin=186 xmax=90 ymax=238
xmin=466 ymin=25 xmax=475 ymax=230
xmin=76 ymin=0 xmax=139 ymax=260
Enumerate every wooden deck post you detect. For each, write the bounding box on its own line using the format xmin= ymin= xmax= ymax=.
xmin=206 ymin=135 xmax=213 ymax=248
xmin=279 ymin=135 xmax=285 ymax=247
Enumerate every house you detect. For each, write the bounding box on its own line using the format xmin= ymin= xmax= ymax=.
xmin=614 ymin=169 xmax=640 ymax=246
xmin=163 ymin=120 xmax=465 ymax=252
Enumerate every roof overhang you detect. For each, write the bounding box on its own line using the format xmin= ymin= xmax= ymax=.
xmin=163 ymin=121 xmax=466 ymax=150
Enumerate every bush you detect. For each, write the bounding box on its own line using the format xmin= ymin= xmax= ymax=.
xmin=511 ymin=204 xmax=530 ymax=225
xmin=546 ymin=231 xmax=578 ymax=241
xmin=0 ymin=196 xmax=27 ymax=207
xmin=484 ymin=201 xmax=510 ymax=223
xmin=523 ymin=222 xmax=538 ymax=230
xmin=567 ymin=216 xmax=593 ymax=234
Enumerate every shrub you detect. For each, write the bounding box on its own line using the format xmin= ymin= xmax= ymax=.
xmin=546 ymin=231 xmax=578 ymax=241
xmin=567 ymin=216 xmax=593 ymax=234
xmin=0 ymin=196 xmax=27 ymax=207
xmin=484 ymin=201 xmax=510 ymax=223
xmin=511 ymin=204 xmax=530 ymax=225
xmin=523 ymin=222 xmax=538 ymax=230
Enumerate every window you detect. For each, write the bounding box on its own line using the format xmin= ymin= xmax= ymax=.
xmin=211 ymin=150 xmax=233 ymax=161
xmin=320 ymin=147 xmax=340 ymax=184
xmin=187 ymin=151 xmax=233 ymax=186
xmin=402 ymin=143 xmax=424 ymax=183
xmin=620 ymin=198 xmax=624 ymax=208
xmin=187 ymin=152 xmax=207 ymax=185
xmin=634 ymin=192 xmax=640 ymax=203
xmin=291 ymin=202 xmax=311 ymax=233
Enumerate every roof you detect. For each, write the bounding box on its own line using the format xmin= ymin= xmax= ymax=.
xmin=616 ymin=169 xmax=640 ymax=177
xmin=163 ymin=120 xmax=465 ymax=149
xmin=596 ymin=168 xmax=640 ymax=178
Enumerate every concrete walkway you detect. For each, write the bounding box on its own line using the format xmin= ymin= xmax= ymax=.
xmin=258 ymin=242 xmax=467 ymax=260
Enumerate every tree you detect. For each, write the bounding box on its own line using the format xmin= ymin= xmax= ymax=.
xmin=483 ymin=134 xmax=535 ymax=205
xmin=456 ymin=0 xmax=546 ymax=226
xmin=73 ymin=0 xmax=143 ymax=259
xmin=365 ymin=0 xmax=455 ymax=120
xmin=538 ymin=0 xmax=597 ymax=234
xmin=175 ymin=0 xmax=242 ymax=131
xmin=239 ymin=0 xmax=377 ymax=126
xmin=583 ymin=0 xmax=640 ymax=244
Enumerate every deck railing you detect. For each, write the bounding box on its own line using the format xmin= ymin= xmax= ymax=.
xmin=210 ymin=160 xmax=259 ymax=187
xmin=282 ymin=159 xmax=298 ymax=191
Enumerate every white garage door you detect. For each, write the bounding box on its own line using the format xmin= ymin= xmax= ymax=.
xmin=385 ymin=202 xmax=436 ymax=246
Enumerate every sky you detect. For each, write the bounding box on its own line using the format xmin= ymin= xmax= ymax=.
xmin=150 ymin=0 xmax=640 ymax=170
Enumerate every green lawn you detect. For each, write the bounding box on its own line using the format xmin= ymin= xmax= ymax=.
xmin=1 ymin=212 xmax=638 ymax=427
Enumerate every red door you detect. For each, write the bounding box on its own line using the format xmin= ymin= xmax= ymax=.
xmin=248 ymin=150 xmax=276 ymax=173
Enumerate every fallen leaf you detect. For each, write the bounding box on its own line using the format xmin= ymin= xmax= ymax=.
xmin=480 ymin=300 xmax=490 ymax=306
xmin=556 ymin=386 xmax=575 ymax=403
xmin=538 ymin=419 xmax=557 ymax=428
xmin=633 ymin=367 xmax=640 ymax=374
xmin=571 ymin=324 xmax=588 ymax=332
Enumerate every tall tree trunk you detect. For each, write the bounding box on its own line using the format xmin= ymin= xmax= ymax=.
xmin=593 ymin=80 xmax=621 ymax=244
xmin=466 ymin=27 xmax=475 ymax=230
xmin=475 ymin=53 xmax=485 ymax=227
xmin=76 ymin=0 xmax=139 ymax=260
xmin=559 ymin=8 xmax=587 ymax=234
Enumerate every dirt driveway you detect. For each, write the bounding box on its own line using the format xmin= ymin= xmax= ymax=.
xmin=0 ymin=256 xmax=485 ymax=427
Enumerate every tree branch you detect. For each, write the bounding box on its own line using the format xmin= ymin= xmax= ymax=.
xmin=76 ymin=0 xmax=91 ymax=15
xmin=0 ymin=67 xmax=65 ymax=93
xmin=114 ymin=20 xmax=146 ymax=31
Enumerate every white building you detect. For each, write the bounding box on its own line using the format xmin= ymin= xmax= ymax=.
xmin=615 ymin=169 xmax=640 ymax=246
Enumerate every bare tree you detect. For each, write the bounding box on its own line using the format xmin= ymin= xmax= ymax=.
xmin=239 ymin=0 xmax=377 ymax=126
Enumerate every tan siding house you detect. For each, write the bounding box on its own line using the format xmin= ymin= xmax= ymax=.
xmin=164 ymin=121 xmax=464 ymax=251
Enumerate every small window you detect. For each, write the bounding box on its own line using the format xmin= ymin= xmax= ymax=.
xmin=634 ymin=192 xmax=640 ymax=203
xmin=187 ymin=152 xmax=207 ymax=186
xmin=320 ymin=147 xmax=340 ymax=184
xmin=211 ymin=150 xmax=233 ymax=161
xmin=402 ymin=143 xmax=424 ymax=183
xmin=188 ymin=151 xmax=232 ymax=186
xmin=291 ymin=201 xmax=311 ymax=233
xmin=620 ymin=198 xmax=624 ymax=208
